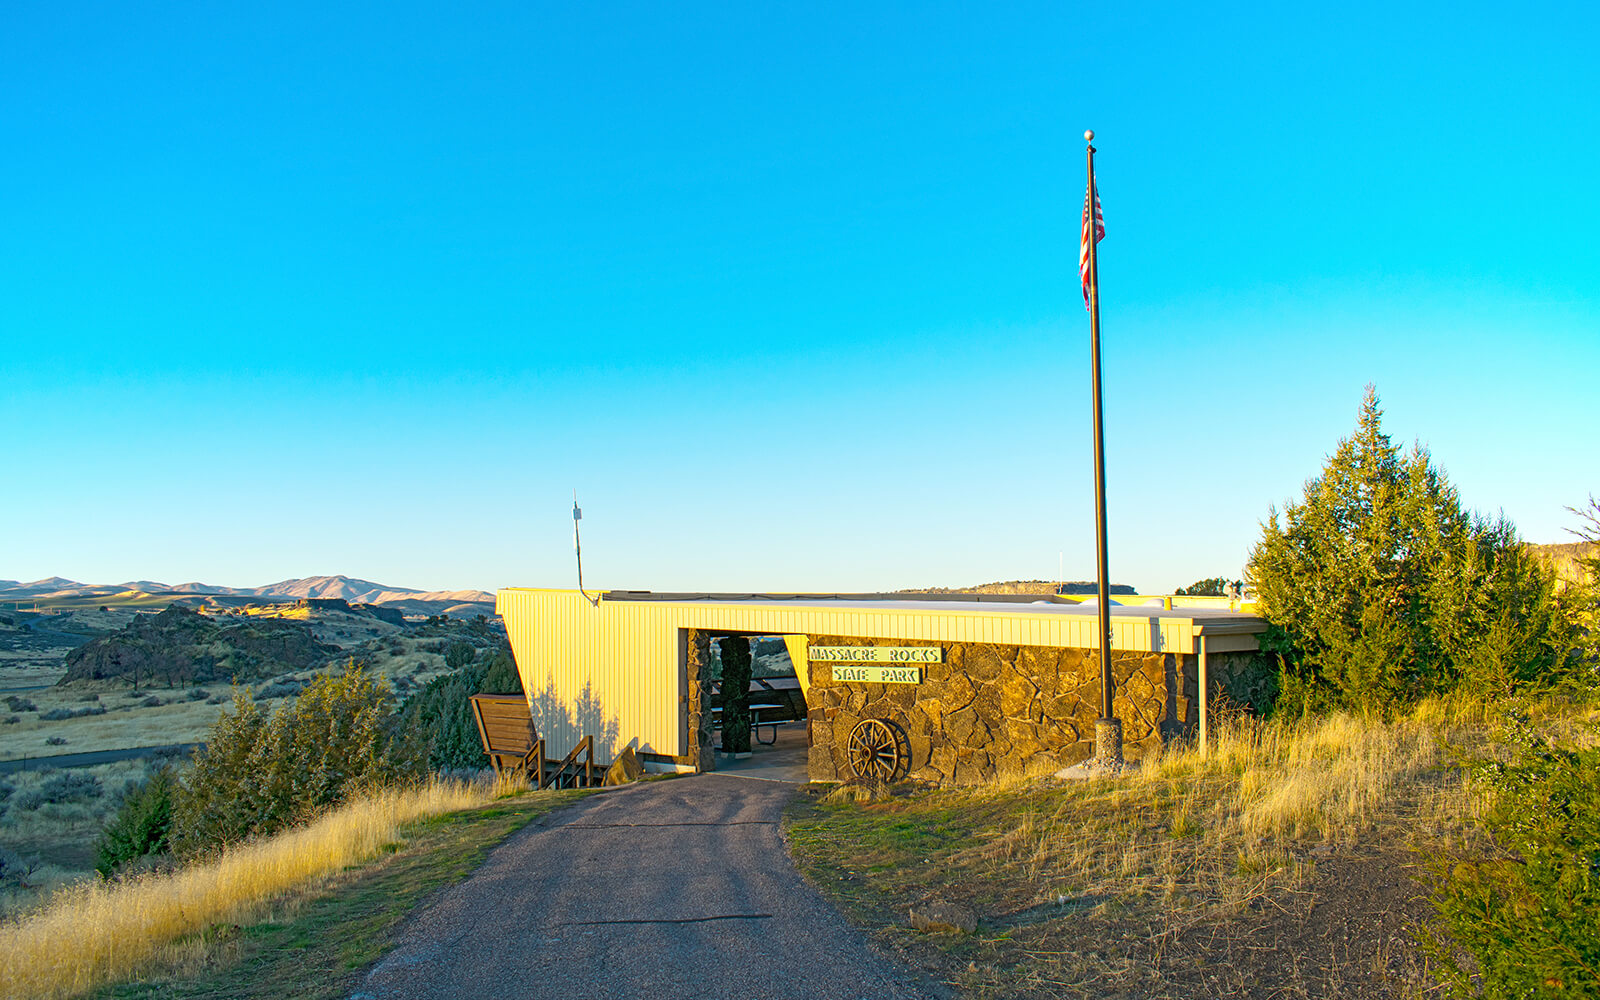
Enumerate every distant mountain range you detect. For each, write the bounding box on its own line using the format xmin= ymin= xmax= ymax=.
xmin=0 ymin=575 xmax=495 ymax=607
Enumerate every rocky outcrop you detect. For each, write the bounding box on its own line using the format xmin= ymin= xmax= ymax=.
xmin=296 ymin=598 xmax=406 ymax=627
xmin=1528 ymin=541 xmax=1597 ymax=591
xmin=359 ymin=604 xmax=407 ymax=627
xmin=60 ymin=605 xmax=340 ymax=687
xmin=899 ymin=580 xmax=1137 ymax=595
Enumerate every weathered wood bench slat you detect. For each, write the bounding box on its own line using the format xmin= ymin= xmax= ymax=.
xmin=469 ymin=694 xmax=540 ymax=778
xmin=468 ymin=693 xmax=596 ymax=788
xmin=481 ymin=725 xmax=535 ymax=744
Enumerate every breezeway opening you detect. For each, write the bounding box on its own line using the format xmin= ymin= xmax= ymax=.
xmin=702 ymin=634 xmax=810 ymax=782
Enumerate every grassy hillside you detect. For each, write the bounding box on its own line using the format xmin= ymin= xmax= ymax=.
xmin=785 ymin=695 xmax=1600 ymax=998
xmin=2 ymin=593 xmax=189 ymax=612
xmin=0 ymin=779 xmax=589 ymax=1000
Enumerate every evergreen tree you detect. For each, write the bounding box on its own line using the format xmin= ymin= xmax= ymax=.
xmin=1248 ymin=387 xmax=1572 ymax=713
xmin=94 ymin=766 xmax=177 ymax=875
xmin=174 ymin=660 xmax=424 ymax=854
xmin=478 ymin=647 xmax=521 ymax=694
xmin=1567 ymin=496 xmax=1600 ymax=667
xmin=399 ymin=646 xmax=524 ymax=772
xmin=174 ymin=689 xmax=270 ymax=850
xmin=444 ymin=641 xmax=476 ymax=670
xmin=1422 ymin=716 xmax=1600 ymax=996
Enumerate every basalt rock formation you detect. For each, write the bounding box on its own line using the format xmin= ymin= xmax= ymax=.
xmin=60 ymin=604 xmax=340 ymax=687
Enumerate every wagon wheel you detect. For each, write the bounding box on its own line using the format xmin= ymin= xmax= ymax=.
xmin=846 ymin=718 xmax=909 ymax=782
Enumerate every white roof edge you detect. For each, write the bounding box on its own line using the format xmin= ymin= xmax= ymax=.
xmin=496 ymin=588 xmax=1266 ymax=630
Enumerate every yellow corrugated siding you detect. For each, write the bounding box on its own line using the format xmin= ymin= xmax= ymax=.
xmin=496 ymin=591 xmax=681 ymax=768
xmin=496 ymin=589 xmax=1258 ymax=764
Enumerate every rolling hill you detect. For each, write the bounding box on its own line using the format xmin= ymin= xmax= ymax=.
xmin=0 ymin=575 xmax=493 ymax=607
xmin=0 ymin=576 xmax=497 ymax=619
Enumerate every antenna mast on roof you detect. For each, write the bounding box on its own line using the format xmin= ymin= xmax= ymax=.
xmin=574 ymin=491 xmax=598 ymax=607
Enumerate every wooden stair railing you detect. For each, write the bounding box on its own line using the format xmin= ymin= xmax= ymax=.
xmin=539 ymin=734 xmax=594 ymax=790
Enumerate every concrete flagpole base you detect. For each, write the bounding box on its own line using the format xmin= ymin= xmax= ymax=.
xmin=1094 ymin=717 xmax=1124 ymax=767
xmin=1054 ymin=717 xmax=1129 ymax=780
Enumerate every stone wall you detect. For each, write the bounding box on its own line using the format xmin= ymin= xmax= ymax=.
xmin=803 ymin=635 xmax=1202 ymax=785
xmin=686 ymin=631 xmax=717 ymax=772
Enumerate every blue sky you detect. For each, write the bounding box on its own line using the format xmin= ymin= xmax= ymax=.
xmin=3 ymin=1 xmax=1596 ymax=594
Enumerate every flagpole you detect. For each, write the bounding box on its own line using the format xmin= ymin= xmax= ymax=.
xmin=1084 ymin=129 xmax=1122 ymax=768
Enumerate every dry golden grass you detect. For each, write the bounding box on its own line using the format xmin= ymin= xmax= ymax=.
xmin=788 ymin=696 xmax=1600 ymax=998
xmin=0 ymin=696 xmax=261 ymax=759
xmin=1158 ymin=702 xmax=1476 ymax=843
xmin=0 ymin=654 xmax=71 ymax=685
xmin=0 ymin=647 xmax=453 ymax=760
xmin=797 ymin=697 xmax=1538 ymax=941
xmin=981 ymin=703 xmax=1487 ymax=914
xmin=0 ymin=776 xmax=512 ymax=1000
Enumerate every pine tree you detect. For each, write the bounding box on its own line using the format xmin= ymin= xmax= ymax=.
xmin=1248 ymin=386 xmax=1571 ymax=713
xmin=95 ymin=766 xmax=177 ymax=875
xmin=398 ymin=646 xmax=524 ymax=772
xmin=174 ymin=689 xmax=270 ymax=851
xmin=173 ymin=660 xmax=425 ymax=854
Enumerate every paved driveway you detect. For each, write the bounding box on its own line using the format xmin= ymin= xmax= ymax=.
xmin=356 ymin=773 xmax=941 ymax=1000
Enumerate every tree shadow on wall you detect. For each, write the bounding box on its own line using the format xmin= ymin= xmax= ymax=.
xmin=528 ymin=678 xmax=622 ymax=759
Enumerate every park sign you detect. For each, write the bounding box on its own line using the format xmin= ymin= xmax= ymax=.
xmin=808 ymin=645 xmax=939 ymax=685
xmin=829 ymin=664 xmax=922 ymax=684
xmin=808 ymin=645 xmax=942 ymax=664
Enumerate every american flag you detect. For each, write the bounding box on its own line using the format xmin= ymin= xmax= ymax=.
xmin=1079 ymin=184 xmax=1104 ymax=310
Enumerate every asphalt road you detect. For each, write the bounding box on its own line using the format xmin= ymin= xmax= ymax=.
xmin=356 ymin=773 xmax=943 ymax=1000
xmin=0 ymin=742 xmax=199 ymax=774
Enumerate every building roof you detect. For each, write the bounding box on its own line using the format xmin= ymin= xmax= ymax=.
xmin=506 ymin=588 xmax=1268 ymax=639
xmin=605 ymin=589 xmax=1256 ymax=622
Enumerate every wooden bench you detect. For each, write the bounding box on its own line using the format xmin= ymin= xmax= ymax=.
xmin=469 ymin=693 xmax=544 ymax=781
xmin=468 ymin=693 xmax=597 ymax=789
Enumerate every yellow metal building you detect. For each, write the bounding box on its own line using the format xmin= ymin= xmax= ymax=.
xmin=497 ymin=588 xmax=1267 ymax=775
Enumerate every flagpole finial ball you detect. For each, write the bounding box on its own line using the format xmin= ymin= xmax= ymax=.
xmin=1084 ymin=129 xmax=1094 ymax=142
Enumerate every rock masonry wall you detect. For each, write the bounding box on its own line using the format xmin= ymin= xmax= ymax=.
xmin=687 ymin=631 xmax=717 ymax=772
xmin=803 ymin=635 xmax=1202 ymax=785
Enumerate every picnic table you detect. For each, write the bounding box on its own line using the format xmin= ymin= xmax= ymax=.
xmin=712 ymin=702 xmax=787 ymax=747
xmin=749 ymin=703 xmax=783 ymax=745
